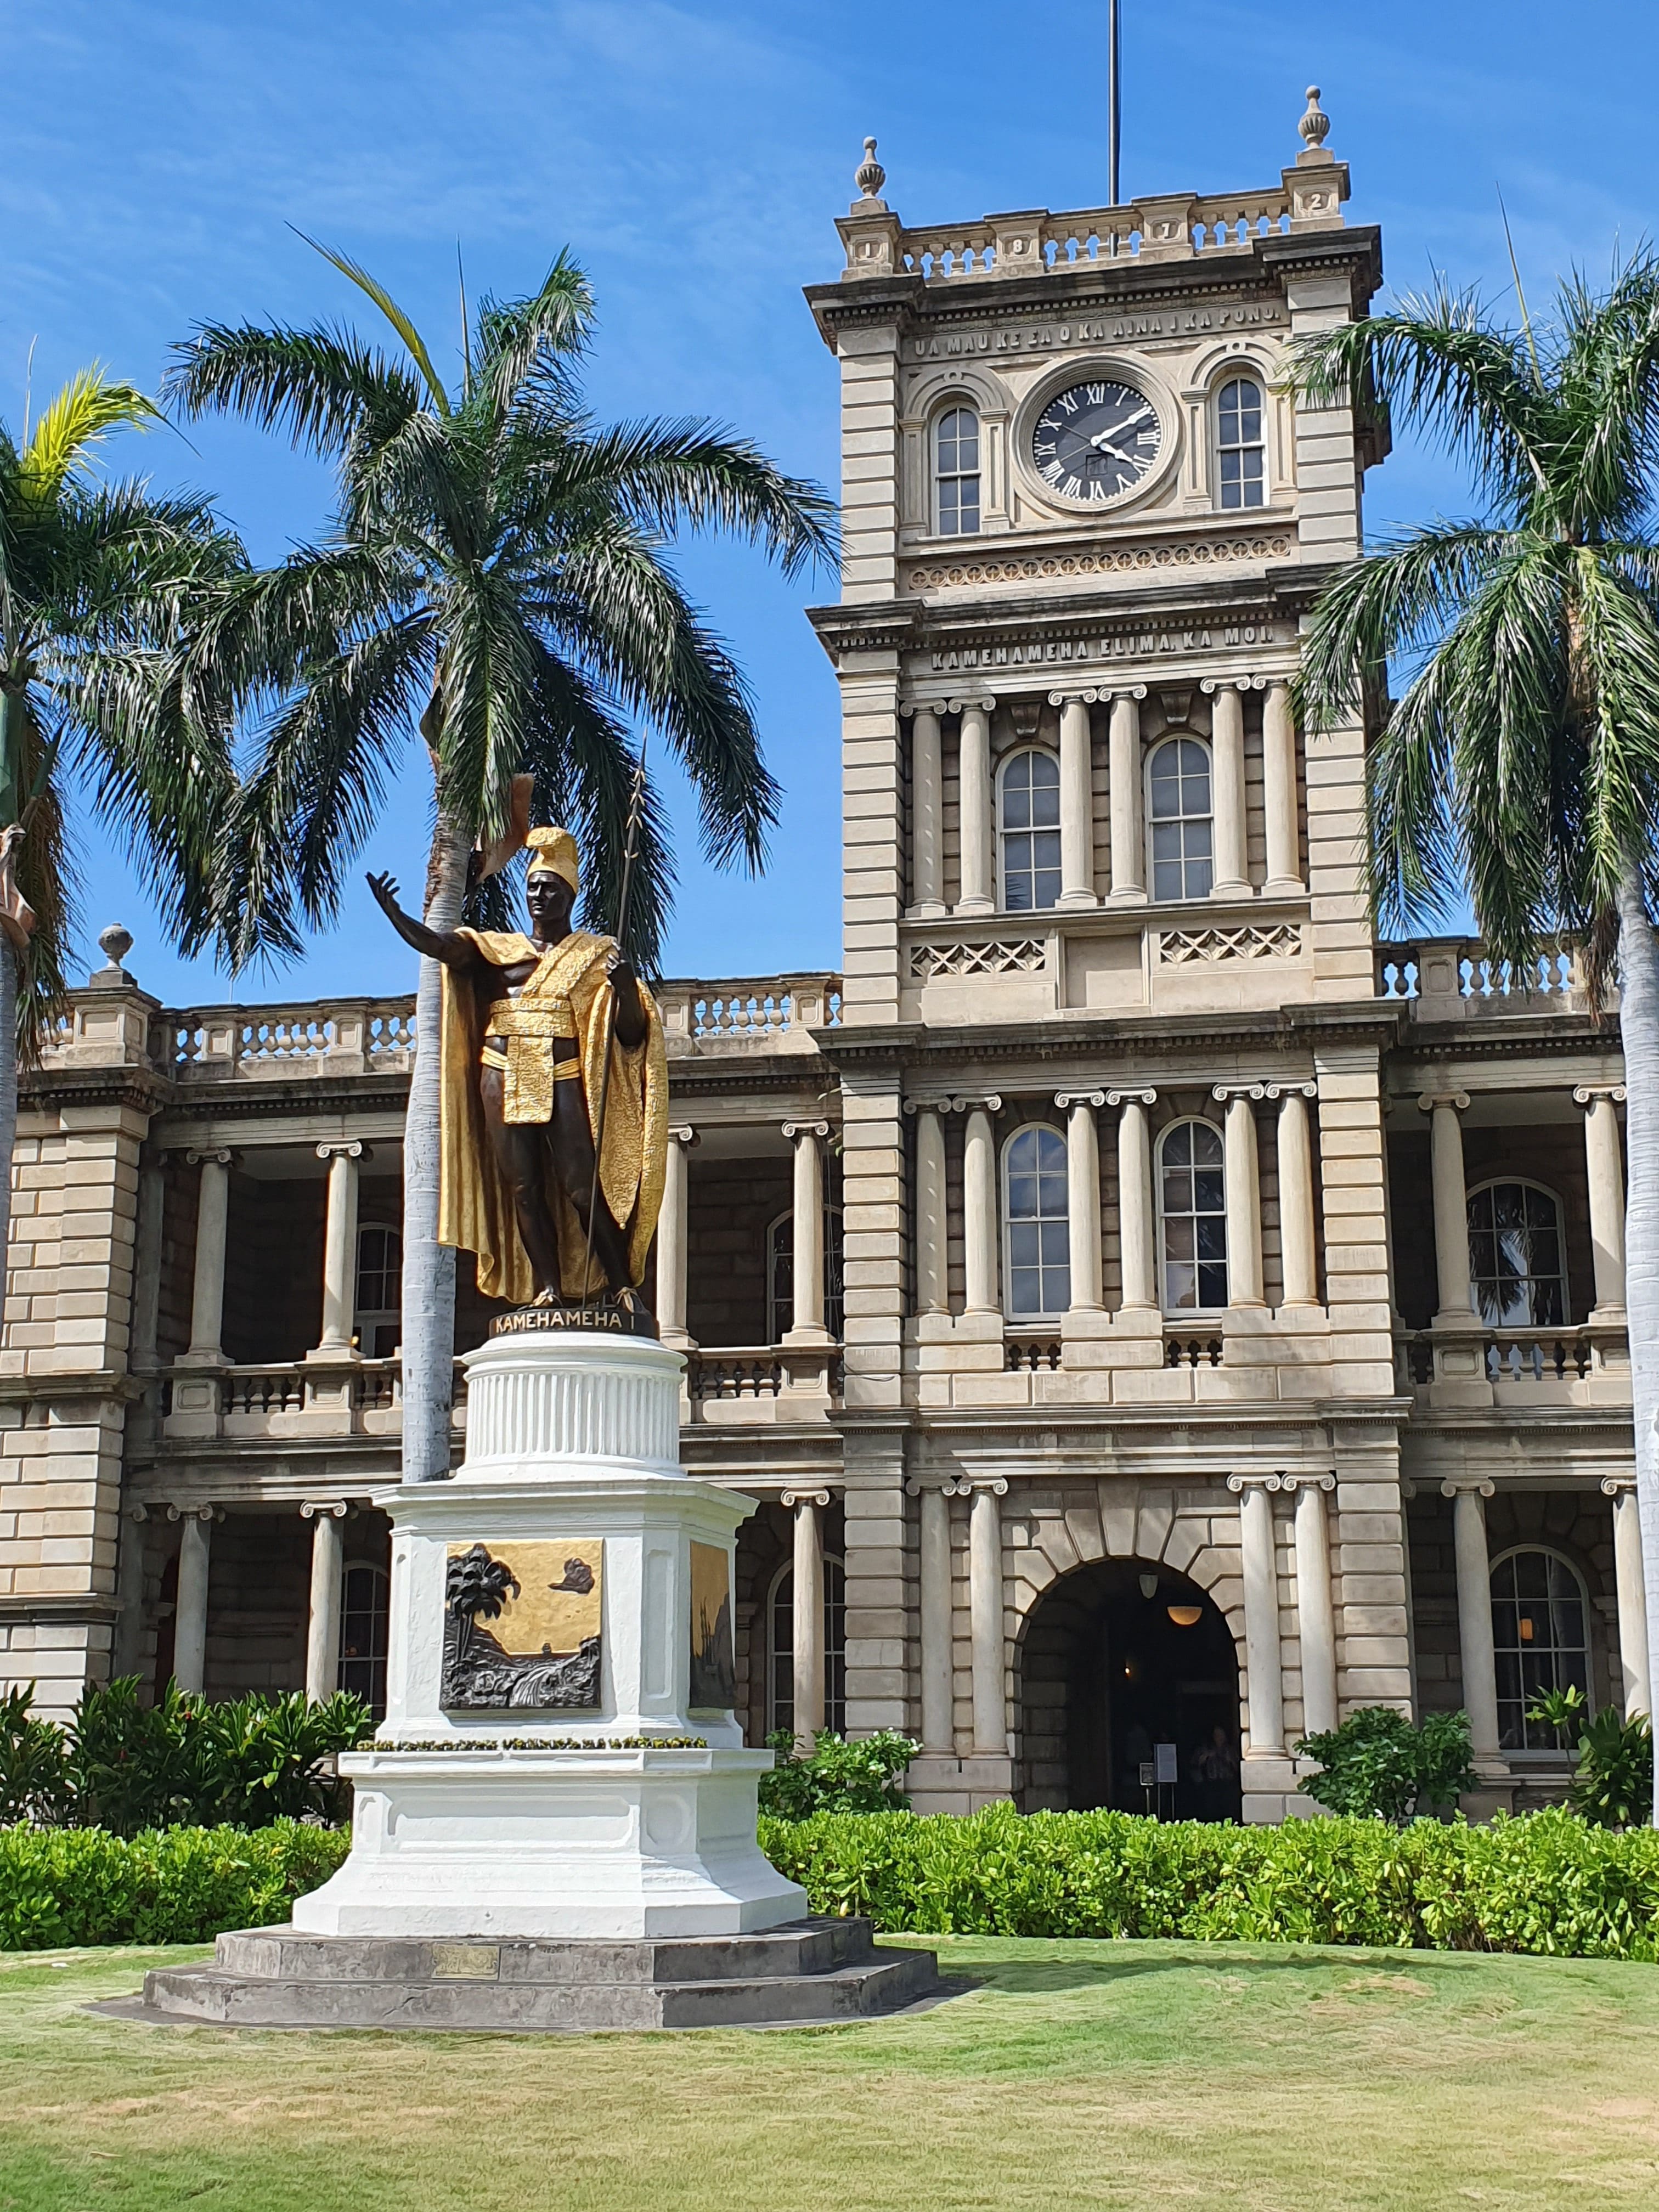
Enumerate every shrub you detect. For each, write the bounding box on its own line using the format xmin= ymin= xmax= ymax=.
xmin=0 ymin=1679 xmax=373 ymax=1833
xmin=1295 ymin=1705 xmax=1476 ymax=1821
xmin=0 ymin=1820 xmax=351 ymax=1950
xmin=759 ymin=1729 xmax=919 ymax=1820
xmin=757 ymin=1803 xmax=1659 ymax=1959
xmin=1527 ymin=1686 xmax=1655 ymax=1829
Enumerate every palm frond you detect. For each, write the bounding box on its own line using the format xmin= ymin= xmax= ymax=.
xmin=17 ymin=369 xmax=160 ymax=506
xmin=165 ymin=323 xmax=425 ymax=458
xmin=292 ymin=232 xmax=453 ymax=418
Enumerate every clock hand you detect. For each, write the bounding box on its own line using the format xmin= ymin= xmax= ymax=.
xmin=1087 ymin=432 xmax=1138 ymax=464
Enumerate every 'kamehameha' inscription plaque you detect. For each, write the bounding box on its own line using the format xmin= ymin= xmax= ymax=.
xmin=442 ymin=1540 xmax=602 ymax=1709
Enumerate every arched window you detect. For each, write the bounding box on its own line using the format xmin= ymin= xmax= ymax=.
xmin=768 ymin=1554 xmax=847 ymax=1738
xmin=1467 ymin=1181 xmax=1569 ymax=1327
xmin=1490 ymin=1547 xmax=1590 ymax=1750
xmin=337 ymin=1561 xmax=390 ymax=1721
xmin=1003 ymin=1124 xmax=1070 ymax=1319
xmin=354 ymin=1222 xmax=402 ymax=1359
xmin=1148 ymin=736 xmax=1214 ymax=902
xmin=1217 ymin=376 xmax=1266 ymax=509
xmin=999 ymin=749 xmax=1062 ymax=912
xmin=767 ymin=1206 xmax=845 ymax=1342
xmin=934 ymin=405 xmax=981 ymax=535
xmin=1158 ymin=1119 xmax=1228 ymax=1312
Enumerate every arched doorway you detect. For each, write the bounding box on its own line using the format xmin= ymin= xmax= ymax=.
xmin=1017 ymin=1557 xmax=1241 ymax=1820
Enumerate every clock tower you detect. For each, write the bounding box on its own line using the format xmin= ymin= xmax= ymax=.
xmin=804 ymin=95 xmax=1407 ymax=1821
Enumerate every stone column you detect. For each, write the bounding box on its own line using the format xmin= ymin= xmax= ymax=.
xmin=1214 ymin=1086 xmax=1265 ymax=1309
xmin=782 ymin=1120 xmax=832 ymax=1344
xmin=1207 ymin=681 xmax=1251 ymax=898
xmin=1576 ymin=1086 xmax=1628 ymax=1319
xmin=1290 ymin=1476 xmax=1338 ymax=1737
xmin=313 ymin=1141 xmax=364 ymax=1355
xmin=783 ymin=1487 xmax=830 ymax=1750
xmin=917 ymin=1483 xmax=954 ymax=1751
xmin=913 ymin=1105 xmax=949 ymax=1313
xmin=962 ymin=1101 xmax=1001 ymax=1314
xmin=1105 ymin=688 xmax=1147 ymax=904
xmin=1603 ymin=1477 xmax=1651 ymax=1718
xmin=170 ymin=1504 xmax=215 ymax=1695
xmin=1055 ymin=1091 xmax=1105 ymax=1311
xmin=1053 ymin=692 xmax=1098 ymax=909
xmin=1421 ymin=1092 xmax=1474 ymax=1323
xmin=959 ymin=1478 xmax=1008 ymax=1756
xmin=1262 ymin=680 xmax=1304 ymax=895
xmin=301 ymin=1500 xmax=347 ymax=1703
xmin=909 ymin=706 xmax=945 ymax=918
xmin=183 ymin=1149 xmax=233 ymax=1363
xmin=954 ymin=698 xmax=995 ymax=916
xmin=1110 ymin=1089 xmax=1158 ymax=1310
xmin=1228 ymin=1474 xmax=1285 ymax=1755
xmin=657 ymin=1126 xmax=696 ymax=1348
xmin=1443 ymin=1479 xmax=1502 ymax=1765
xmin=1272 ymin=1082 xmax=1320 ymax=1308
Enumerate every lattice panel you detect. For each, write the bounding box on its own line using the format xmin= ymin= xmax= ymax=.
xmin=1159 ymin=923 xmax=1304 ymax=965
xmin=910 ymin=939 xmax=1048 ymax=980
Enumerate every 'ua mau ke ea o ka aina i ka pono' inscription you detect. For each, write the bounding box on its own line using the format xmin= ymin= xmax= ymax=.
xmin=910 ymin=302 xmax=1285 ymax=358
xmin=930 ymin=622 xmax=1285 ymax=671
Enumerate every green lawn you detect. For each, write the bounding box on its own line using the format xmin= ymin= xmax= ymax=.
xmin=2 ymin=1938 xmax=1657 ymax=2210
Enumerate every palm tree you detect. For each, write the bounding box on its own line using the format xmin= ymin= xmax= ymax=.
xmin=0 ymin=368 xmax=256 ymax=1304
xmin=1285 ymin=258 xmax=1659 ymax=1822
xmin=165 ymin=247 xmax=836 ymax=1486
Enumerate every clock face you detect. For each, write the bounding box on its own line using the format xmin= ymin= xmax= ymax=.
xmin=1031 ymin=379 xmax=1162 ymax=504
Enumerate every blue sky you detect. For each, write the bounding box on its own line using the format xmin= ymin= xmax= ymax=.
xmin=7 ymin=0 xmax=1655 ymax=1007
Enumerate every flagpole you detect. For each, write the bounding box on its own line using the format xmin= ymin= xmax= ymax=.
xmin=1108 ymin=0 xmax=1122 ymax=209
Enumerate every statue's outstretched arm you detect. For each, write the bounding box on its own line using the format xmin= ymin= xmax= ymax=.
xmin=365 ymin=872 xmax=476 ymax=969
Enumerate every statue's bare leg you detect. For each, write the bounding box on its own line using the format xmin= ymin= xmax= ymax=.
xmin=549 ymin=1073 xmax=636 ymax=1297
xmin=480 ymin=1079 xmax=566 ymax=1295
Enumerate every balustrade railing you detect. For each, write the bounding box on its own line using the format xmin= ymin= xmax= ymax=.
xmin=1394 ymin=1323 xmax=1629 ymax=1400
xmin=1375 ymin=938 xmax=1602 ymax=1018
xmin=889 ymin=187 xmax=1302 ymax=284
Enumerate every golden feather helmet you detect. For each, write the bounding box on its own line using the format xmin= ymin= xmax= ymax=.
xmin=524 ymin=825 xmax=580 ymax=894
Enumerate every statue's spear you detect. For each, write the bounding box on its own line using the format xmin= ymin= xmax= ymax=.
xmin=579 ymin=753 xmax=650 ymax=1317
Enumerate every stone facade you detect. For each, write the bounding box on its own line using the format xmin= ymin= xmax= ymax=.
xmin=2 ymin=104 xmax=1648 ymax=1822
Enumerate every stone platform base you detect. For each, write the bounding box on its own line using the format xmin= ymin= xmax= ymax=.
xmin=125 ymin=1918 xmax=941 ymax=2033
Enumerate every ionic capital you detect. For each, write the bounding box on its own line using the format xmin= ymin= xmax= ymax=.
xmin=299 ymin=1499 xmax=350 ymax=1521
xmin=1418 ymin=1091 xmax=1471 ymax=1115
xmin=1054 ymin=1090 xmax=1108 ymax=1111
xmin=943 ymin=1476 xmax=1008 ymax=1497
xmin=1263 ymin=1080 xmax=1318 ymax=1101
xmin=781 ymin=1487 xmax=833 ymax=1510
xmin=781 ymin=1119 xmax=831 ymax=1143
xmin=1574 ymin=1085 xmax=1627 ymax=1107
xmin=1106 ymin=1087 xmax=1157 ymax=1108
xmin=1277 ymin=1472 xmax=1335 ymax=1493
xmin=316 ymin=1140 xmax=366 ymax=1164
xmin=946 ymin=695 xmax=996 ymax=714
xmin=166 ymin=1502 xmax=219 ymax=1523
xmin=1213 ymin=1082 xmax=1268 ymax=1104
xmin=1439 ymin=1478 xmax=1495 ymax=1499
xmin=1227 ymin=1471 xmax=1287 ymax=1493
xmin=1200 ymin=674 xmax=1267 ymax=695
xmin=1047 ymin=687 xmax=1102 ymax=707
xmin=1601 ymin=1475 xmax=1637 ymax=1497
xmin=185 ymin=1148 xmax=234 ymax=1170
xmin=667 ymin=1124 xmax=699 ymax=1149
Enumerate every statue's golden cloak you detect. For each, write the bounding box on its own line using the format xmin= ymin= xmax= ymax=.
xmin=437 ymin=928 xmax=668 ymax=1305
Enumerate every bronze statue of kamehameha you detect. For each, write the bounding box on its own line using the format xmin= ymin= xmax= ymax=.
xmin=368 ymin=824 xmax=668 ymax=1332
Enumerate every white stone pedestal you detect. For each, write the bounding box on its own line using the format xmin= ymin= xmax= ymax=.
xmin=292 ymin=1330 xmax=805 ymax=1940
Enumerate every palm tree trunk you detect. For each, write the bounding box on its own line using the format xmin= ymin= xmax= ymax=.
xmin=1615 ymin=865 xmax=1659 ymax=1825
xmin=0 ymin=941 xmax=15 ymax=1340
xmin=399 ymin=809 xmax=469 ymax=1483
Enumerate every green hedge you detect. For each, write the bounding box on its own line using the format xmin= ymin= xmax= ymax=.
xmin=0 ymin=1821 xmax=350 ymax=1950
xmin=758 ymin=1804 xmax=1659 ymax=1960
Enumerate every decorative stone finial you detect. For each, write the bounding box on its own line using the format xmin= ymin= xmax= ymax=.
xmin=1298 ymin=85 xmax=1331 ymax=154
xmin=853 ymin=136 xmax=886 ymax=205
xmin=91 ymin=922 xmax=133 ymax=989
